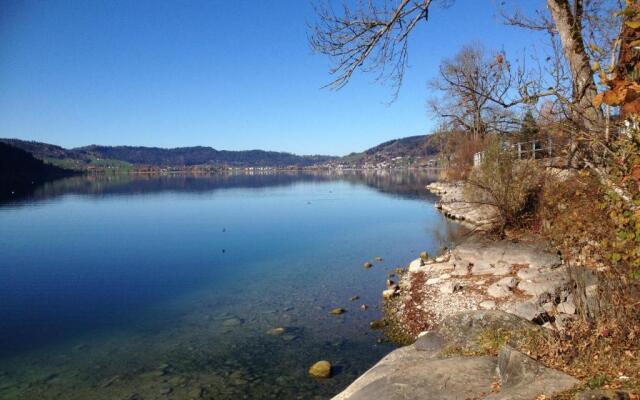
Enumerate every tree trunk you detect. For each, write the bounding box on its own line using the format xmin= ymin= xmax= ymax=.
xmin=547 ymin=0 xmax=603 ymax=131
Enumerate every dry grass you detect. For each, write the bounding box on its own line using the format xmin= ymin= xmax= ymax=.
xmin=507 ymin=172 xmax=640 ymax=396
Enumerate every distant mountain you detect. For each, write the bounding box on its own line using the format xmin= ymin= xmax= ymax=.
xmin=333 ymin=134 xmax=444 ymax=168
xmin=364 ymin=134 xmax=441 ymax=157
xmin=1 ymin=134 xmax=444 ymax=172
xmin=0 ymin=139 xmax=337 ymax=169
xmin=77 ymin=145 xmax=334 ymax=167
xmin=0 ymin=142 xmax=76 ymax=200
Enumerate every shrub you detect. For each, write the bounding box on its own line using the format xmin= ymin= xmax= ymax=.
xmin=441 ymin=131 xmax=487 ymax=181
xmin=465 ymin=137 xmax=544 ymax=233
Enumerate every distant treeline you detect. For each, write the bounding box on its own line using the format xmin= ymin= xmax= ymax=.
xmin=0 ymin=139 xmax=337 ymax=169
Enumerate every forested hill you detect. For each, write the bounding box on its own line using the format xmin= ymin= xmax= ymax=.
xmin=76 ymin=145 xmax=335 ymax=167
xmin=364 ymin=135 xmax=441 ymax=157
xmin=0 ymin=142 xmax=76 ymax=200
xmin=335 ymin=134 xmax=443 ymax=167
xmin=0 ymin=139 xmax=336 ymax=169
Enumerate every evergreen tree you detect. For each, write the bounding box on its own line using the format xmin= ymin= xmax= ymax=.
xmin=519 ymin=110 xmax=539 ymax=143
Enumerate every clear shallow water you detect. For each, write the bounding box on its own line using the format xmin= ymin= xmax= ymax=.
xmin=0 ymin=171 xmax=464 ymax=399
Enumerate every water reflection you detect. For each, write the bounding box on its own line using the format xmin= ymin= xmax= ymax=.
xmin=0 ymin=169 xmax=443 ymax=206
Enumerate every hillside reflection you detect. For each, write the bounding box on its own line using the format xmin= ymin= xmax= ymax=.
xmin=0 ymin=169 xmax=443 ymax=206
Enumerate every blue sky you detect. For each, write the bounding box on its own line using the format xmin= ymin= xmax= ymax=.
xmin=0 ymin=0 xmax=544 ymax=156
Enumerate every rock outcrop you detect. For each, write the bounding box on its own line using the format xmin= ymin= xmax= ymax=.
xmin=427 ymin=182 xmax=500 ymax=230
xmin=333 ymin=311 xmax=578 ymax=400
xmin=402 ymin=236 xmax=576 ymax=330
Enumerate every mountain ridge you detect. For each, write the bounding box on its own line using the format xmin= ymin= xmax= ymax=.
xmin=0 ymin=139 xmax=336 ymax=169
xmin=1 ymin=134 xmax=442 ymax=170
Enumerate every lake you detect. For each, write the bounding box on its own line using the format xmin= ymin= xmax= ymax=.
xmin=0 ymin=170 xmax=464 ymax=399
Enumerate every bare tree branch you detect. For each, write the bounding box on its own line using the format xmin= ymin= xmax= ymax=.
xmin=309 ymin=0 xmax=449 ymax=100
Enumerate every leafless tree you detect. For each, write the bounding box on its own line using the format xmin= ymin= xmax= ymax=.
xmin=428 ymin=44 xmax=525 ymax=139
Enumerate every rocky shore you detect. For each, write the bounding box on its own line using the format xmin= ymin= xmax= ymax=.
xmin=427 ymin=182 xmax=500 ymax=231
xmin=333 ymin=181 xmax=592 ymax=400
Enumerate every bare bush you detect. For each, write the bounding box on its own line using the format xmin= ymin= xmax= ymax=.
xmin=465 ymin=138 xmax=545 ymax=233
xmin=439 ymin=131 xmax=486 ymax=181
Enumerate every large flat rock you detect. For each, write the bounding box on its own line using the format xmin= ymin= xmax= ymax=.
xmin=333 ymin=312 xmax=579 ymax=400
xmin=333 ymin=354 xmax=498 ymax=400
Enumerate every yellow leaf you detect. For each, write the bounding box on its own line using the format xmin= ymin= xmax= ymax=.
xmin=624 ymin=20 xmax=640 ymax=29
xmin=592 ymin=61 xmax=601 ymax=71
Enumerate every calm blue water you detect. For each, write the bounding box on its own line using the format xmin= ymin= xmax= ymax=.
xmin=0 ymin=171 xmax=463 ymax=399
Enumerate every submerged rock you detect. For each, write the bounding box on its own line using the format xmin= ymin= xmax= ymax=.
xmin=308 ymin=360 xmax=332 ymax=379
xmin=221 ymin=317 xmax=244 ymax=327
xmin=369 ymin=320 xmax=386 ymax=330
xmin=267 ymin=327 xmax=286 ymax=335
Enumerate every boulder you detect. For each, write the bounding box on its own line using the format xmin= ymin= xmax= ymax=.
xmin=437 ymin=311 xmax=541 ymax=350
xmin=413 ymin=331 xmax=447 ymax=355
xmin=506 ymin=301 xmax=546 ymax=322
xmin=557 ymin=294 xmax=576 ymax=314
xmin=485 ymin=345 xmax=579 ymax=399
xmin=516 ymin=266 xmax=571 ymax=298
xmin=333 ymin=355 xmax=498 ymax=400
xmin=333 ymin=312 xmax=573 ymax=400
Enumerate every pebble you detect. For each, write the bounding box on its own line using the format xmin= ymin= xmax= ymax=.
xmin=308 ymin=361 xmax=332 ymax=379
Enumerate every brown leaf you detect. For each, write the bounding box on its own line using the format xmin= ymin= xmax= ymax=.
xmin=630 ymin=164 xmax=640 ymax=181
xmin=603 ymin=86 xmax=627 ymax=106
xmin=622 ymin=99 xmax=640 ymax=115
xmin=593 ymin=92 xmax=604 ymax=108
